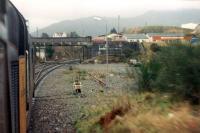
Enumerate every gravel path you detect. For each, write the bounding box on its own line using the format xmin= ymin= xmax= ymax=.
xmin=29 ymin=64 xmax=136 ymax=133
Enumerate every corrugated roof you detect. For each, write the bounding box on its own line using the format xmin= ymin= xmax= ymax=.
xmin=147 ymin=33 xmax=185 ymax=37
xmin=124 ymin=34 xmax=148 ymax=39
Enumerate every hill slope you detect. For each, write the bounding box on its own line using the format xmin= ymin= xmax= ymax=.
xmin=32 ymin=9 xmax=200 ymax=36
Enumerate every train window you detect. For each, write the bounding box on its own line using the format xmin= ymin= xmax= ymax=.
xmin=0 ymin=22 xmax=6 ymax=39
xmin=0 ymin=0 xmax=6 ymax=14
xmin=0 ymin=0 xmax=5 ymax=23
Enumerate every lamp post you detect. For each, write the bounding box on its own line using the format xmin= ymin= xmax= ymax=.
xmin=119 ymin=42 xmax=122 ymax=57
xmin=93 ymin=16 xmax=109 ymax=88
xmin=105 ymin=35 xmax=109 ymax=88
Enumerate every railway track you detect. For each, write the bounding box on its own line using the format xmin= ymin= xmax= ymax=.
xmin=34 ymin=59 xmax=80 ymax=89
xmin=88 ymin=72 xmax=106 ymax=87
xmin=34 ymin=64 xmax=63 ymax=88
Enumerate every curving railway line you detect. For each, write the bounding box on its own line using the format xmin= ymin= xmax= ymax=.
xmin=34 ymin=64 xmax=63 ymax=88
xmin=34 ymin=59 xmax=80 ymax=89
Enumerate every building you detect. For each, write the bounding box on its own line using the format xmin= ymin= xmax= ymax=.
xmin=52 ymin=32 xmax=67 ymax=37
xmin=191 ymin=24 xmax=200 ymax=44
xmin=92 ymin=34 xmax=126 ymax=44
xmin=92 ymin=35 xmax=106 ymax=44
xmin=92 ymin=34 xmax=127 ymax=56
xmin=124 ymin=34 xmax=149 ymax=43
xmin=107 ymin=33 xmax=126 ymax=42
xmin=147 ymin=33 xmax=189 ymax=42
xmin=181 ymin=23 xmax=198 ymax=30
xmin=191 ymin=36 xmax=200 ymax=45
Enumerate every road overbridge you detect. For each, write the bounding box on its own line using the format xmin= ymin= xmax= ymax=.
xmin=31 ymin=36 xmax=92 ymax=46
xmin=30 ymin=36 xmax=93 ymax=62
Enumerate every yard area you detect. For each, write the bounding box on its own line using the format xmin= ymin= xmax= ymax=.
xmin=75 ymin=64 xmax=200 ymax=133
xmin=30 ymin=62 xmax=200 ymax=133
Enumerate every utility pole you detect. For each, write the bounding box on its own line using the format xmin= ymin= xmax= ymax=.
xmin=36 ymin=27 xmax=39 ymax=37
xmin=93 ymin=16 xmax=109 ymax=88
xmin=118 ymin=15 xmax=120 ymax=34
xmin=105 ymin=21 xmax=109 ymax=88
xmin=145 ymin=21 xmax=148 ymax=27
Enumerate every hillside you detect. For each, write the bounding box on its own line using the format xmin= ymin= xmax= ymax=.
xmin=125 ymin=26 xmax=193 ymax=34
xmin=32 ymin=9 xmax=200 ymax=36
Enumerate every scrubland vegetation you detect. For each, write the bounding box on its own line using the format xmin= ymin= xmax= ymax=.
xmin=75 ymin=43 xmax=200 ymax=133
xmin=125 ymin=26 xmax=192 ymax=34
xmin=139 ymin=43 xmax=200 ymax=103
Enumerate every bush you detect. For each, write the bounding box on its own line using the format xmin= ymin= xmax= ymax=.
xmin=138 ymin=59 xmax=160 ymax=91
xmin=123 ymin=48 xmax=133 ymax=58
xmin=150 ymin=43 xmax=160 ymax=52
xmin=138 ymin=44 xmax=200 ymax=102
xmin=45 ymin=45 xmax=54 ymax=58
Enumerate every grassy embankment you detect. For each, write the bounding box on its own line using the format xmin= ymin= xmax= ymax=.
xmin=76 ymin=93 xmax=200 ymax=133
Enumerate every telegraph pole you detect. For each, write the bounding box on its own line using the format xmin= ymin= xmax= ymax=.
xmin=118 ymin=15 xmax=120 ymax=33
xmin=36 ymin=27 xmax=39 ymax=37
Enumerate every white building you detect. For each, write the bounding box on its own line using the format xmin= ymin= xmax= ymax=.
xmin=52 ymin=32 xmax=67 ymax=37
xmin=181 ymin=23 xmax=198 ymax=30
xmin=124 ymin=34 xmax=149 ymax=43
xmin=107 ymin=33 xmax=126 ymax=42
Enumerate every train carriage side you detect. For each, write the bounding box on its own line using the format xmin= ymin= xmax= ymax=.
xmin=0 ymin=1 xmax=34 ymax=133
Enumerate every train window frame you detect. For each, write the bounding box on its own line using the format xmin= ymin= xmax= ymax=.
xmin=0 ymin=38 xmax=11 ymax=133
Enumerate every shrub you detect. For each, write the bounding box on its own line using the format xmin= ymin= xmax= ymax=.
xmin=155 ymin=45 xmax=200 ymax=96
xmin=45 ymin=45 xmax=54 ymax=58
xmin=138 ymin=59 xmax=160 ymax=91
xmin=138 ymin=44 xmax=200 ymax=102
xmin=123 ymin=48 xmax=133 ymax=58
xmin=150 ymin=43 xmax=160 ymax=52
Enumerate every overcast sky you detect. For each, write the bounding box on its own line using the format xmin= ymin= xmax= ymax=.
xmin=10 ymin=0 xmax=200 ymax=32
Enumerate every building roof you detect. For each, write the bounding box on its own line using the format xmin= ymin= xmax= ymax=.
xmin=124 ymin=34 xmax=148 ymax=39
xmin=181 ymin=23 xmax=198 ymax=30
xmin=92 ymin=36 xmax=106 ymax=44
xmin=107 ymin=33 xmax=119 ymax=38
xmin=147 ymin=33 xmax=185 ymax=37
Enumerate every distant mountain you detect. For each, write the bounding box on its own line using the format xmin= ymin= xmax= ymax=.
xmin=32 ymin=9 xmax=200 ymax=37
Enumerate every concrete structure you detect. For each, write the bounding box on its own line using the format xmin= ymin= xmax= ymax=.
xmin=124 ymin=34 xmax=149 ymax=43
xmin=52 ymin=32 xmax=67 ymax=38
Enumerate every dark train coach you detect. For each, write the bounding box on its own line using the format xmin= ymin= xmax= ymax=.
xmin=0 ymin=0 xmax=35 ymax=133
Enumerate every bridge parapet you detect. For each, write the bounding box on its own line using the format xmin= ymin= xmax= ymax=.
xmin=31 ymin=36 xmax=92 ymax=46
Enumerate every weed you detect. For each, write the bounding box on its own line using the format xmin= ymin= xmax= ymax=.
xmin=75 ymin=93 xmax=200 ymax=133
